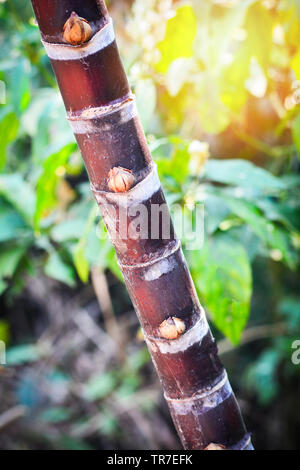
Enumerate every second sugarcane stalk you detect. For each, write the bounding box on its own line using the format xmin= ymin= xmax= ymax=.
xmin=31 ymin=0 xmax=253 ymax=450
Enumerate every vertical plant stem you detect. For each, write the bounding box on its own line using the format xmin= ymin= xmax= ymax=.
xmin=91 ymin=266 xmax=125 ymax=361
xmin=30 ymin=0 xmax=253 ymax=450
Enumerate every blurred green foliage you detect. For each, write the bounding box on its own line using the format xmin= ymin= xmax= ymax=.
xmin=0 ymin=1 xmax=300 ymax=433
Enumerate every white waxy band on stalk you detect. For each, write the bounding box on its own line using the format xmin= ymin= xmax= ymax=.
xmin=241 ymin=438 xmax=254 ymax=451
xmin=42 ymin=18 xmax=115 ymax=61
xmin=143 ymin=256 xmax=178 ymax=282
xmin=147 ymin=307 xmax=209 ymax=355
xmin=228 ymin=435 xmax=253 ymax=450
xmin=68 ymin=98 xmax=138 ymax=134
xmin=166 ymin=372 xmax=230 ymax=414
xmin=121 ymin=240 xmax=181 ymax=270
xmin=92 ymin=163 xmax=161 ymax=208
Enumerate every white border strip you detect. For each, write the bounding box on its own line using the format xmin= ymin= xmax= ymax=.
xmin=68 ymin=99 xmax=138 ymax=134
xmin=42 ymin=18 xmax=115 ymax=61
xmin=147 ymin=307 xmax=209 ymax=355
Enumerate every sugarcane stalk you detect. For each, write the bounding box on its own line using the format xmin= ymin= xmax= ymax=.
xmin=30 ymin=0 xmax=253 ymax=450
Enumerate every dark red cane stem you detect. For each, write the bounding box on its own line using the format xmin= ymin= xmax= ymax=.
xmin=31 ymin=0 xmax=253 ymax=450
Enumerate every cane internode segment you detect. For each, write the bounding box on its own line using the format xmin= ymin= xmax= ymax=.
xmin=31 ymin=0 xmax=253 ymax=450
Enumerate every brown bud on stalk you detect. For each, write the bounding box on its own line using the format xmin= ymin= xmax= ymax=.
xmin=159 ymin=317 xmax=186 ymax=340
xmin=107 ymin=167 xmax=135 ymax=193
xmin=63 ymin=12 xmax=92 ymax=46
xmin=204 ymin=443 xmax=226 ymax=451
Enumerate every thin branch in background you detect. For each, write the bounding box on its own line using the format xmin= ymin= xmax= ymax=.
xmin=232 ymin=125 xmax=293 ymax=159
xmin=0 ymin=406 xmax=27 ymax=431
xmin=218 ymin=322 xmax=286 ymax=356
xmin=91 ymin=266 xmax=124 ymax=358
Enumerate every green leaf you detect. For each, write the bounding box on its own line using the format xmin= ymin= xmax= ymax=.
xmin=156 ymin=138 xmax=190 ymax=184
xmin=105 ymin=246 xmax=123 ymax=282
xmin=34 ymin=143 xmax=76 ymax=229
xmin=245 ymin=349 xmax=281 ymax=405
xmin=204 ymin=194 xmax=231 ymax=235
xmin=279 ymin=297 xmax=300 ymax=330
xmin=0 ymin=320 xmax=10 ymax=343
xmin=51 ymin=219 xmax=85 ymax=243
xmin=40 ymin=407 xmax=72 ymax=424
xmin=227 ymin=198 xmax=297 ymax=268
xmin=21 ymin=89 xmax=58 ymax=138
xmin=84 ymin=225 xmax=106 ymax=267
xmin=205 ymin=159 xmax=286 ymax=191
xmin=280 ymin=174 xmax=300 ymax=188
xmin=0 ymin=245 xmax=27 ymax=279
xmin=127 ymin=347 xmax=151 ymax=372
xmin=0 ymin=207 xmax=27 ymax=242
xmin=116 ymin=374 xmax=141 ymax=399
xmin=45 ymin=252 xmax=76 ymax=287
xmin=257 ymin=199 xmax=300 ymax=233
xmin=9 ymin=59 xmax=31 ymax=114
xmin=156 ymin=5 xmax=197 ymax=73
xmin=188 ymin=235 xmax=252 ymax=344
xmin=0 ymin=173 xmax=36 ymax=224
xmin=21 ymin=89 xmax=73 ymax=160
xmin=84 ymin=373 xmax=117 ymax=401
xmin=56 ymin=436 xmax=93 ymax=451
xmin=100 ymin=411 xmax=118 ymax=437
xmin=73 ymin=242 xmax=90 ymax=283
xmin=0 ymin=112 xmax=19 ymax=171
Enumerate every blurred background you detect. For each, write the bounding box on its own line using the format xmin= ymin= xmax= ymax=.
xmin=0 ymin=0 xmax=300 ymax=450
